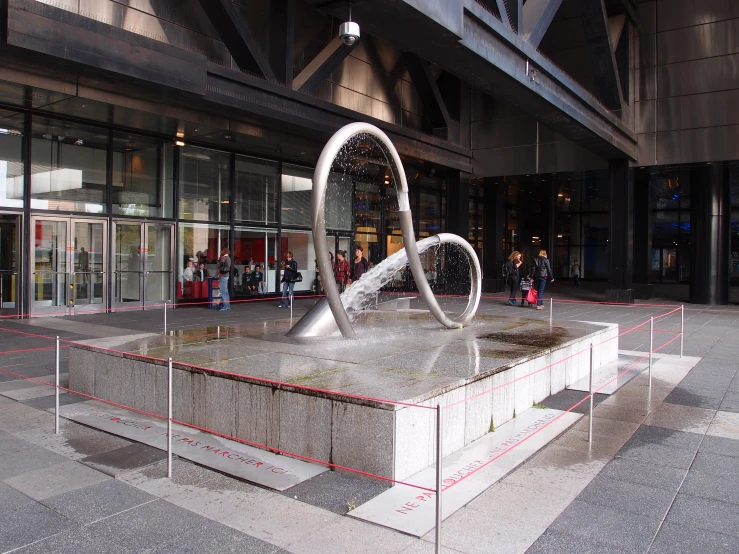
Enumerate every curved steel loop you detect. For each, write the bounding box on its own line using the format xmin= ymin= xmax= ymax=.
xmin=305 ymin=122 xmax=481 ymax=339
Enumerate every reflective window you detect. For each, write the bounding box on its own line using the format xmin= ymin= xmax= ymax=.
xmin=281 ymin=165 xmax=312 ymax=227
xmin=280 ymin=230 xmax=315 ymax=292
xmin=113 ymin=133 xmax=173 ymax=218
xmin=31 ymin=117 xmax=108 ymax=213
xmin=419 ymin=190 xmax=440 ymax=238
xmin=178 ymin=223 xmax=230 ymax=294
xmin=355 ymin=181 xmax=381 ymax=234
xmin=233 ymin=228 xmax=277 ymax=295
xmin=0 ymin=109 xmax=24 ymax=208
xmin=234 ymin=156 xmax=277 ymax=224
xmin=179 ymin=147 xmax=231 ymax=222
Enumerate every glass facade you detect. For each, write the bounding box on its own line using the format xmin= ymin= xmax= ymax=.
xmin=31 ymin=117 xmax=108 ymax=213
xmin=179 ymin=147 xmax=231 ymax=222
xmin=732 ymin=163 xmax=739 ymax=282
xmin=235 ymin=156 xmax=278 ymax=224
xmin=0 ymin=109 xmax=24 ymax=209
xmin=113 ymin=133 xmax=174 ymax=218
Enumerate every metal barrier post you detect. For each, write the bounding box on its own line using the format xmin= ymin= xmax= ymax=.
xmin=648 ymin=317 xmax=654 ymax=390
xmin=167 ymin=357 xmax=173 ymax=479
xmin=163 ymin=302 xmax=167 ymax=335
xmin=290 ymin=291 xmax=294 ymax=319
xmin=588 ymin=343 xmax=593 ymax=444
xmin=435 ymin=404 xmax=443 ymax=554
xmin=549 ymin=298 xmax=553 ymax=326
xmin=55 ymin=336 xmax=60 ymax=435
xmin=680 ymin=304 xmax=685 ymax=358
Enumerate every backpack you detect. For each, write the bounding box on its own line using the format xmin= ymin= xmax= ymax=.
xmin=502 ymin=260 xmax=510 ymax=282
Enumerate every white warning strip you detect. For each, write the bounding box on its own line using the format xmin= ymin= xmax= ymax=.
xmin=349 ymin=408 xmax=581 ymax=537
xmin=57 ymin=401 xmax=328 ymax=491
xmin=568 ymin=356 xmax=648 ymax=395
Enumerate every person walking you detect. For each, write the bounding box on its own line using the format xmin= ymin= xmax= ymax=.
xmin=507 ymin=251 xmax=523 ymax=306
xmin=352 ymin=245 xmax=369 ymax=283
xmin=334 ymin=250 xmax=350 ymax=293
xmin=217 ymin=247 xmax=232 ymax=311
xmin=532 ymin=249 xmax=554 ymax=310
xmin=571 ymin=259 xmax=581 ymax=287
xmin=278 ymin=251 xmax=298 ymax=308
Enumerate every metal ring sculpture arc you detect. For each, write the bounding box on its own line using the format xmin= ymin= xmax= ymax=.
xmin=288 ymin=122 xmax=482 ymax=339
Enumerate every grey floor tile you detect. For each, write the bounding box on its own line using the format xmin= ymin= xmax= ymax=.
xmin=0 ymin=432 xmax=71 ymax=480
xmin=576 ymin=475 xmax=676 ymax=519
xmin=548 ymin=500 xmax=661 ymax=552
xmin=21 ymin=392 xmax=88 ymax=410
xmin=79 ymin=443 xmax=167 ymax=476
xmin=85 ymin=499 xmax=225 ymax=551
xmin=690 ymin=451 xmax=739 ymax=478
xmin=0 ymin=482 xmax=35 ymax=512
xmin=719 ymin=391 xmax=739 ymax=413
xmin=651 ymin=522 xmax=739 ymax=554
xmin=699 ymin=434 xmax=739 ymax=458
xmin=527 ymin=529 xmax=633 ymax=554
xmin=664 ymin=388 xmax=723 ymax=409
xmin=281 ymin=469 xmax=390 ymax=514
xmin=681 ymin=468 xmax=739 ymax=506
xmin=150 ymin=520 xmax=282 ymax=553
xmin=41 ymin=478 xmax=157 ymax=524
xmin=12 ymin=525 xmax=138 ymax=554
xmin=598 ymin=457 xmax=687 ymax=492
xmin=616 ymin=441 xmax=698 ymax=470
xmin=0 ymin=500 xmax=74 ymax=552
xmin=4 ymin=460 xmax=110 ymax=501
xmin=665 ymin=493 xmax=739 ymax=538
xmin=541 ymin=389 xmax=608 ymax=414
xmin=624 ymin=424 xmax=703 ymax=451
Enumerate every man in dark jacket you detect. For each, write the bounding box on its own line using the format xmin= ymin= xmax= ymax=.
xmin=278 ymin=251 xmax=298 ymax=308
xmin=533 ymin=249 xmax=554 ymax=310
xmin=352 ymin=245 xmax=369 ymax=283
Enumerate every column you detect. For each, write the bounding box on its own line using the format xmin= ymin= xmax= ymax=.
xmin=607 ymin=160 xmax=634 ymax=299
xmin=482 ymin=177 xmax=505 ymax=291
xmin=690 ymin=165 xmax=730 ymax=305
xmin=631 ymin=168 xmax=653 ymax=298
xmin=445 ymin=171 xmax=470 ymax=294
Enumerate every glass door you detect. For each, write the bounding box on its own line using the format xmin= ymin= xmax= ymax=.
xmin=112 ymin=221 xmax=173 ymax=309
xmin=0 ymin=215 xmax=20 ymax=316
xmin=31 ymin=217 xmax=107 ymax=315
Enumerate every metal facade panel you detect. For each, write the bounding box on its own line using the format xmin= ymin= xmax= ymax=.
xmin=471 ymin=117 xmax=537 ymax=149
xmin=656 ymin=126 xmax=739 ymax=165
xmin=657 ymin=53 xmax=739 ymax=97
xmin=635 ymin=100 xmax=655 ymax=134
xmin=656 ymin=0 xmax=739 ymax=33
xmin=657 ymin=90 xmax=739 ymax=132
xmin=637 ymin=66 xmax=656 ymax=101
xmin=635 ymin=32 xmax=657 ymax=68
xmin=635 ymin=132 xmax=656 ymax=166
xmin=658 ymin=18 xmax=739 ymax=65
xmin=638 ymin=0 xmax=656 ymax=34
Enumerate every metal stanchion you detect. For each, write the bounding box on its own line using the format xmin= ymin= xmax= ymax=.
xmin=649 ymin=316 xmax=654 ymax=390
xmin=290 ymin=291 xmax=294 ymax=319
xmin=549 ymin=298 xmax=553 ymax=326
xmin=167 ymin=357 xmax=173 ymax=479
xmin=680 ymin=304 xmax=685 ymax=358
xmin=435 ymin=404 xmax=443 ymax=554
xmin=588 ymin=343 xmax=593 ymax=444
xmin=163 ymin=302 xmax=167 ymax=335
xmin=55 ymin=336 xmax=60 ymax=435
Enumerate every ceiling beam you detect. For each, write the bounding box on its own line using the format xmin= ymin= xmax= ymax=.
xmin=522 ymin=0 xmax=564 ymax=48
xmin=292 ymin=36 xmax=354 ymax=92
xmin=608 ymin=14 xmax=626 ymax=52
xmin=501 ymin=0 xmax=522 ymax=33
xmin=196 ymin=0 xmax=276 ymax=81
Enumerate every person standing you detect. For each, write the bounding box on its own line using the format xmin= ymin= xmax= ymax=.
xmin=194 ymin=262 xmax=209 ymax=281
xmin=352 ymin=245 xmax=369 ymax=284
xmin=533 ymin=249 xmax=554 ymax=310
xmin=571 ymin=259 xmax=581 ymax=287
xmin=334 ymin=250 xmax=350 ymax=293
xmin=278 ymin=251 xmax=298 ymax=308
xmin=507 ymin=251 xmax=523 ymax=306
xmin=217 ymin=247 xmax=231 ymax=311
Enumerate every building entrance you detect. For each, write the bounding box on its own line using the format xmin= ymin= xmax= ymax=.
xmin=0 ymin=215 xmax=20 ymax=317
xmin=113 ymin=222 xmax=173 ymax=309
xmin=30 ymin=217 xmax=107 ymax=315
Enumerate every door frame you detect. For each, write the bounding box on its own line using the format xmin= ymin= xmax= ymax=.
xmin=29 ymin=215 xmax=108 ymax=316
xmin=111 ymin=220 xmax=174 ymax=310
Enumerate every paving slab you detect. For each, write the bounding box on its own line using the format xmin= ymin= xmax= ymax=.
xmin=527 ymin=529 xmax=633 ymax=554
xmin=665 ymin=493 xmax=739 ymax=538
xmin=280 ymin=469 xmax=391 ymax=514
xmin=548 ymin=500 xmax=662 ymax=553
xmin=650 ymin=522 xmax=739 ymax=554
xmin=11 ymin=525 xmax=138 ymax=554
xmin=596 ymin=456 xmax=687 ymax=492
xmin=642 ymin=402 xmax=716 ymax=434
xmin=118 ymin=458 xmax=225 ymax=497
xmin=0 ymin=499 xmax=74 ymax=552
xmin=41 ymin=478 xmax=158 ymax=524
xmin=3 ymin=460 xmax=110 ymax=501
xmin=706 ymin=410 xmax=739 ymax=440
xmin=79 ymin=443 xmax=167 ymax=477
xmin=575 ymin=475 xmax=676 ymax=519
xmin=0 ymin=431 xmax=71 ymax=480
xmin=12 ymin=420 xmax=131 ymax=460
xmin=699 ymin=434 xmax=739 ymax=458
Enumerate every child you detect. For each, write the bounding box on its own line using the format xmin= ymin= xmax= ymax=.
xmin=520 ymin=274 xmax=532 ymax=307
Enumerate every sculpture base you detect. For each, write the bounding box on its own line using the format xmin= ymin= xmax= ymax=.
xmin=69 ymin=312 xmax=617 ymax=481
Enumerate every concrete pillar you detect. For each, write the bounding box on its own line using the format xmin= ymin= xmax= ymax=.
xmin=607 ymin=160 xmax=634 ymax=300
xmin=483 ymin=178 xmax=505 ymax=291
xmin=690 ymin=165 xmax=730 ymax=305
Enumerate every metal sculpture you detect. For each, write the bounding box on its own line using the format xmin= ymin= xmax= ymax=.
xmin=288 ymin=122 xmax=482 ymax=339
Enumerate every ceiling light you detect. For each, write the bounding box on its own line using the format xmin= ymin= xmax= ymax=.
xmin=74 ymin=139 xmax=84 ymax=146
xmin=176 ymin=131 xmax=185 ymax=138
xmin=174 ymin=140 xmax=186 ymax=147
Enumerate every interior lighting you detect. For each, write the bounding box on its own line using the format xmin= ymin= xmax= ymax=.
xmin=174 ymin=140 xmax=186 ymax=147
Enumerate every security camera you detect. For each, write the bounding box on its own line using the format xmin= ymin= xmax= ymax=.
xmin=339 ymin=21 xmax=360 ymax=46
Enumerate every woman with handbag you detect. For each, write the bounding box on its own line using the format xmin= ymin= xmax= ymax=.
xmin=334 ymin=251 xmax=350 ymax=293
xmin=278 ymin=251 xmax=298 ymax=308
xmin=532 ymin=249 xmax=554 ymax=310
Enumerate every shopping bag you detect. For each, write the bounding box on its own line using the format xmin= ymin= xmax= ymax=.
xmin=526 ymin=288 xmax=538 ymax=304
